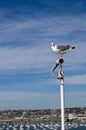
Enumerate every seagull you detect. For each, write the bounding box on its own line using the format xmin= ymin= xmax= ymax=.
xmin=51 ymin=42 xmax=75 ymax=56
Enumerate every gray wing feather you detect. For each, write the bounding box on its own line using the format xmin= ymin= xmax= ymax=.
xmin=57 ymin=45 xmax=70 ymax=51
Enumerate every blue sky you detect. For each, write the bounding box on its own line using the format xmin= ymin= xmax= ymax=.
xmin=0 ymin=0 xmax=86 ymax=110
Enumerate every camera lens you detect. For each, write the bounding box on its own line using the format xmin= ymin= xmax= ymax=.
xmin=59 ymin=58 xmax=64 ymax=64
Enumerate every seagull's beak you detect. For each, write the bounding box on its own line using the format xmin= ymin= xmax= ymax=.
xmin=72 ymin=46 xmax=75 ymax=49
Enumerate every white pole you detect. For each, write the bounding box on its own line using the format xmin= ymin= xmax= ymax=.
xmin=60 ymin=77 xmax=65 ymax=130
xmin=51 ymin=60 xmax=65 ymax=130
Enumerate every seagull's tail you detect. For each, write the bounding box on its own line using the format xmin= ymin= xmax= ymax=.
xmin=72 ymin=46 xmax=75 ymax=49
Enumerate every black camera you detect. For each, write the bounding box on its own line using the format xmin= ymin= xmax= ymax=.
xmin=56 ymin=58 xmax=64 ymax=64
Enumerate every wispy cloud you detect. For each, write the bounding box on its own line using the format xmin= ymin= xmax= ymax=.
xmin=0 ymin=92 xmax=60 ymax=109
xmin=0 ymin=41 xmax=85 ymax=64
xmin=65 ymin=74 xmax=86 ymax=84
xmin=0 ymin=92 xmax=57 ymax=101
xmin=0 ymin=46 xmax=52 ymax=70
xmin=0 ymin=13 xmax=86 ymax=45
xmin=65 ymin=91 xmax=86 ymax=107
xmin=0 ymin=42 xmax=85 ymax=74
xmin=49 ymin=74 xmax=86 ymax=85
xmin=0 ymin=91 xmax=86 ymax=109
xmin=0 ymin=0 xmax=86 ymax=109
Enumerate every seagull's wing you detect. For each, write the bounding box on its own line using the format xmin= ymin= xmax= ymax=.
xmin=57 ymin=45 xmax=70 ymax=51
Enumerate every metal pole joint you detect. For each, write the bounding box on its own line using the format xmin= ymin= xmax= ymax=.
xmin=51 ymin=58 xmax=64 ymax=80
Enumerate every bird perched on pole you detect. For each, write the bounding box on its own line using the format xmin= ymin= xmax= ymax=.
xmin=51 ymin=43 xmax=75 ymax=56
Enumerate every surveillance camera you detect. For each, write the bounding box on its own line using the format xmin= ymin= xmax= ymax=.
xmin=56 ymin=58 xmax=64 ymax=64
xmin=59 ymin=58 xmax=64 ymax=64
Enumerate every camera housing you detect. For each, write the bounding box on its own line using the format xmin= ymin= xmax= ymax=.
xmin=56 ymin=58 xmax=64 ymax=64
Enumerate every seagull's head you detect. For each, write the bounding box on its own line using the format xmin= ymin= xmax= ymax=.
xmin=51 ymin=42 xmax=55 ymax=47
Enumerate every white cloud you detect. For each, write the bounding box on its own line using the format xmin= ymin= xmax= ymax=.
xmin=65 ymin=91 xmax=86 ymax=108
xmin=0 ymin=92 xmax=60 ymax=109
xmin=0 ymin=42 xmax=85 ymax=73
xmin=0 ymin=2 xmax=86 ymax=110
xmin=50 ymin=74 xmax=86 ymax=85
xmin=0 ymin=12 xmax=85 ymax=86
xmin=0 ymin=13 xmax=85 ymax=71
xmin=0 ymin=92 xmax=57 ymax=101
xmin=65 ymin=74 xmax=86 ymax=84
xmin=0 ymin=91 xmax=86 ymax=109
xmin=0 ymin=13 xmax=86 ymax=43
xmin=0 ymin=46 xmax=53 ymax=71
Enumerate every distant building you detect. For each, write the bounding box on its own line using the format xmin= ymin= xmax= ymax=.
xmin=68 ymin=113 xmax=77 ymax=120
